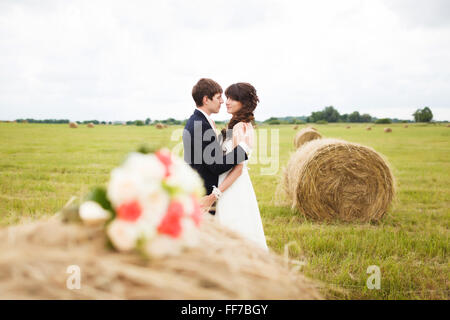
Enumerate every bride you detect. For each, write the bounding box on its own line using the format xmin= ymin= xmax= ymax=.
xmin=214 ymin=83 xmax=268 ymax=251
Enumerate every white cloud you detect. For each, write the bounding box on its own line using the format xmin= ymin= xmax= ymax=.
xmin=0 ymin=0 xmax=449 ymax=121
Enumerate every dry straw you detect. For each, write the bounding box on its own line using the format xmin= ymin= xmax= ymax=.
xmin=384 ymin=128 xmax=392 ymax=133
xmin=346 ymin=126 xmax=351 ymax=129
xmin=87 ymin=123 xmax=95 ymax=128
xmin=0 ymin=216 xmax=321 ymax=299
xmin=155 ymin=123 xmax=164 ymax=129
xmin=283 ymin=138 xmax=395 ymax=222
xmin=294 ymin=128 xmax=322 ymax=149
xmin=366 ymin=127 xmax=372 ymax=131
xmin=293 ymin=125 xmax=299 ymax=130
xmin=69 ymin=122 xmax=78 ymax=129
xmin=404 ymin=125 xmax=408 ymax=128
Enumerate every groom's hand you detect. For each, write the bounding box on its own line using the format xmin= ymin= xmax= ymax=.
xmin=200 ymin=194 xmax=216 ymax=212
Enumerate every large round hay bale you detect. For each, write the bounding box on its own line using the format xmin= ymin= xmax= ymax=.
xmin=155 ymin=123 xmax=164 ymax=129
xmin=87 ymin=123 xmax=94 ymax=128
xmin=283 ymin=138 xmax=395 ymax=222
xmin=294 ymin=128 xmax=322 ymax=149
xmin=69 ymin=122 xmax=78 ymax=129
xmin=384 ymin=128 xmax=392 ymax=133
xmin=0 ymin=216 xmax=321 ymax=299
xmin=446 ymin=124 xmax=450 ymax=127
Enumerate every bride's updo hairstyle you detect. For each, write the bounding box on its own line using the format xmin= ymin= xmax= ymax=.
xmin=221 ymin=82 xmax=259 ymax=138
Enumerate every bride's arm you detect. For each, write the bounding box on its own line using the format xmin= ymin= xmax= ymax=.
xmin=217 ymin=163 xmax=243 ymax=194
xmin=217 ymin=123 xmax=250 ymax=194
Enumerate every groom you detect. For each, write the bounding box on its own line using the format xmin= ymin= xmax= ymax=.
xmin=183 ymin=78 xmax=250 ymax=214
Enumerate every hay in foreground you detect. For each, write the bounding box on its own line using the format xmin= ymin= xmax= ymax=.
xmin=0 ymin=216 xmax=321 ymax=299
xmin=294 ymin=128 xmax=322 ymax=149
xmin=69 ymin=122 xmax=78 ymax=129
xmin=283 ymin=138 xmax=395 ymax=222
xmin=384 ymin=128 xmax=392 ymax=133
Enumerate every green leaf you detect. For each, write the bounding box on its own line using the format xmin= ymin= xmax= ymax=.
xmin=137 ymin=144 xmax=158 ymax=154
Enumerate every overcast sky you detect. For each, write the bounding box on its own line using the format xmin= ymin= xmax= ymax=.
xmin=1 ymin=0 xmax=449 ymax=121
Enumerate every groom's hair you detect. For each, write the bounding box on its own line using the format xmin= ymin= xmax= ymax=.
xmin=192 ymin=78 xmax=223 ymax=107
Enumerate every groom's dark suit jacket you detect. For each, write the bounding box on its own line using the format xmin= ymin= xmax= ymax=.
xmin=183 ymin=109 xmax=248 ymax=197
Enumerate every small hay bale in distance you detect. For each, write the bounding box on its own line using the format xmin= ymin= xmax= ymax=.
xmin=384 ymin=128 xmax=392 ymax=133
xmin=294 ymin=128 xmax=322 ymax=149
xmin=447 ymin=124 xmax=450 ymax=127
xmin=366 ymin=127 xmax=372 ymax=131
xmin=87 ymin=123 xmax=95 ymax=128
xmin=346 ymin=126 xmax=351 ymax=129
xmin=155 ymin=123 xmax=164 ymax=129
xmin=283 ymin=138 xmax=395 ymax=222
xmin=0 ymin=217 xmax=321 ymax=299
xmin=293 ymin=125 xmax=299 ymax=130
xmin=69 ymin=122 xmax=78 ymax=128
xmin=404 ymin=125 xmax=408 ymax=128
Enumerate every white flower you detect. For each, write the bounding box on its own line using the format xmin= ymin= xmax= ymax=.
xmin=122 ymin=152 xmax=165 ymax=182
xmin=107 ymin=220 xmax=139 ymax=252
xmin=166 ymin=158 xmax=204 ymax=195
xmin=107 ymin=168 xmax=143 ymax=208
xmin=139 ymin=185 xmax=170 ymax=227
xmin=79 ymin=201 xmax=110 ymax=226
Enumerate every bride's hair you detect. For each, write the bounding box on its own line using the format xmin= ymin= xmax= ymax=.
xmin=221 ymin=82 xmax=259 ymax=138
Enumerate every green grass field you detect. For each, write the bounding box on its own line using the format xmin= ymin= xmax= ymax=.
xmin=0 ymin=122 xmax=448 ymax=299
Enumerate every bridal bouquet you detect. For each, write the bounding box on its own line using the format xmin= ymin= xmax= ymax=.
xmin=73 ymin=148 xmax=205 ymax=258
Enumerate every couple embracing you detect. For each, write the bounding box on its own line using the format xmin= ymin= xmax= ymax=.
xmin=183 ymin=78 xmax=268 ymax=251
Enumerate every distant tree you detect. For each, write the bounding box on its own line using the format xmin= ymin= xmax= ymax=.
xmin=413 ymin=107 xmax=433 ymax=122
xmin=322 ymin=106 xmax=340 ymax=122
xmin=145 ymin=118 xmax=151 ymax=125
xmin=267 ymin=118 xmax=281 ymax=125
xmin=348 ymin=111 xmax=361 ymax=123
xmin=339 ymin=113 xmax=349 ymax=122
xmin=360 ymin=113 xmax=372 ymax=123
xmin=135 ymin=120 xmax=144 ymax=126
xmin=375 ymin=118 xmax=392 ymax=124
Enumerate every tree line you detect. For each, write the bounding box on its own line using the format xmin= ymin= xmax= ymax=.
xmin=9 ymin=106 xmax=436 ymax=125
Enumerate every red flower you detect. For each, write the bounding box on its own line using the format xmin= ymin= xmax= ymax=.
xmin=117 ymin=201 xmax=142 ymax=222
xmin=190 ymin=195 xmax=202 ymax=227
xmin=157 ymin=201 xmax=184 ymax=238
xmin=155 ymin=149 xmax=173 ymax=178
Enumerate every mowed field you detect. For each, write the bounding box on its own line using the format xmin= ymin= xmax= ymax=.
xmin=0 ymin=122 xmax=448 ymax=299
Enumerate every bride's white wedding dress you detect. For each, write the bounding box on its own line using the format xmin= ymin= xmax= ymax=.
xmin=215 ymin=122 xmax=268 ymax=251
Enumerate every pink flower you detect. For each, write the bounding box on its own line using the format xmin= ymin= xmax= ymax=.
xmin=117 ymin=200 xmax=142 ymax=222
xmin=155 ymin=149 xmax=173 ymax=178
xmin=157 ymin=201 xmax=184 ymax=238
